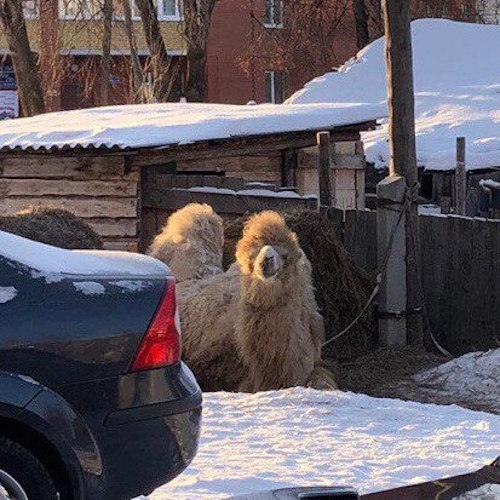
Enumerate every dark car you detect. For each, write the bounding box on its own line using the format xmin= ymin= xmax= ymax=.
xmin=0 ymin=230 xmax=202 ymax=500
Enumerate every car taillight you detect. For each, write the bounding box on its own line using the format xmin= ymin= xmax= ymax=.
xmin=130 ymin=277 xmax=182 ymax=372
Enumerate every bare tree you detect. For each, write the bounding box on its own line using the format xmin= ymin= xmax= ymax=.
xmin=241 ymin=0 xmax=351 ymax=93
xmin=39 ymin=0 xmax=63 ymax=111
xmin=120 ymin=0 xmax=143 ymax=100
xmin=357 ymin=0 xmax=480 ymax=49
xmin=0 ymin=0 xmax=45 ymax=115
xmin=477 ymin=0 xmax=500 ymax=22
xmin=183 ymin=0 xmax=217 ymax=102
xmin=353 ymin=0 xmax=369 ymax=50
xmin=101 ymin=0 xmax=112 ymax=104
xmin=135 ymin=0 xmax=179 ymax=101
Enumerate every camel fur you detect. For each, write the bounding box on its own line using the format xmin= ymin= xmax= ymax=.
xmin=234 ymin=211 xmax=335 ymax=392
xmin=147 ymin=203 xmax=224 ymax=282
xmin=173 ymin=208 xmax=337 ymax=392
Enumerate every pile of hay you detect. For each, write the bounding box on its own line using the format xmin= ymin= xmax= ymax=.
xmin=337 ymin=345 xmax=446 ymax=394
xmin=0 ymin=207 xmax=104 ymax=250
xmin=223 ymin=210 xmax=377 ymax=361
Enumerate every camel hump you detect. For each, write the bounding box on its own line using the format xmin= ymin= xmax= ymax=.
xmin=148 ymin=203 xmax=224 ymax=282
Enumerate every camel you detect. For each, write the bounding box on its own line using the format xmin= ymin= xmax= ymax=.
xmin=150 ymin=205 xmax=336 ymax=392
xmin=147 ymin=203 xmax=224 ymax=282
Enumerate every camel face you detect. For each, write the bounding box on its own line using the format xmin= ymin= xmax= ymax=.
xmin=253 ymin=245 xmax=286 ymax=281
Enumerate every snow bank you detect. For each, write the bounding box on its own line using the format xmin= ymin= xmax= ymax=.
xmin=453 ymin=484 xmax=500 ymax=499
xmin=146 ymin=388 xmax=500 ymax=499
xmin=0 ymin=102 xmax=384 ymax=152
xmin=0 ymin=230 xmax=169 ymax=281
xmin=288 ymin=20 xmax=500 ymax=171
xmin=413 ymin=349 xmax=500 ymax=409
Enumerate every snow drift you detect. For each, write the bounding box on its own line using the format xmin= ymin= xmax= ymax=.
xmin=412 ymin=348 xmax=500 ymax=413
xmin=288 ymin=19 xmax=500 ymax=171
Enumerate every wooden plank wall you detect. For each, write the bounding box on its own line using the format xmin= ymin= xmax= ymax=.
xmin=420 ymin=214 xmax=500 ymax=354
xmin=330 ymin=208 xmax=500 ymax=354
xmin=141 ymin=177 xmax=317 ymax=250
xmin=176 ymin=154 xmax=282 ymax=184
xmin=0 ymin=156 xmax=140 ymax=251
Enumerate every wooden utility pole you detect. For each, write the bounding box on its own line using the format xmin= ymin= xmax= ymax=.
xmin=455 ymin=137 xmax=467 ymax=215
xmin=317 ymin=131 xmax=332 ymax=207
xmin=382 ymin=0 xmax=423 ymax=344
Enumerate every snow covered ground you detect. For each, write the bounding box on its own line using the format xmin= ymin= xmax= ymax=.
xmin=288 ymin=19 xmax=500 ymax=172
xmin=144 ymin=388 xmax=499 ymax=499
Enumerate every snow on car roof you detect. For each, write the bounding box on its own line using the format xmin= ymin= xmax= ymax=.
xmin=288 ymin=19 xmax=500 ymax=172
xmin=0 ymin=102 xmax=384 ymax=152
xmin=0 ymin=230 xmax=169 ymax=281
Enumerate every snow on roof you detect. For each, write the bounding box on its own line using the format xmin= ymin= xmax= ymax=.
xmin=0 ymin=102 xmax=384 ymax=152
xmin=0 ymin=230 xmax=169 ymax=282
xmin=287 ymin=19 xmax=500 ymax=172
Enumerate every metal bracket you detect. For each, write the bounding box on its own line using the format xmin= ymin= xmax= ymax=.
xmin=377 ymin=307 xmax=423 ymax=320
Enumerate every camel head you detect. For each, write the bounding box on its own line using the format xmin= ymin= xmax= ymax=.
xmin=236 ymin=211 xmax=302 ymax=284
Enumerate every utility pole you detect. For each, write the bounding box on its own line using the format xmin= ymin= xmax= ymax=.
xmin=379 ymin=0 xmax=423 ymax=345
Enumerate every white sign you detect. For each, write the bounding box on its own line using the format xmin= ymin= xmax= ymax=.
xmin=0 ymin=90 xmax=19 ymax=119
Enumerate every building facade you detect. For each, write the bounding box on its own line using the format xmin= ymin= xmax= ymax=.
xmin=0 ymin=0 xmax=486 ymax=115
xmin=0 ymin=0 xmax=186 ymax=114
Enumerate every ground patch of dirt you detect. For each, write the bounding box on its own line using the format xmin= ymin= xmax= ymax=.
xmin=338 ymin=346 xmax=500 ymax=415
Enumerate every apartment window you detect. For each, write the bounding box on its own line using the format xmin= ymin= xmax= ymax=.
xmin=265 ymin=70 xmax=284 ymax=104
xmin=157 ymin=0 xmax=180 ymax=20
xmin=114 ymin=0 xmax=140 ymax=21
xmin=264 ymin=0 xmax=283 ymax=28
xmin=23 ymin=0 xmax=39 ymax=19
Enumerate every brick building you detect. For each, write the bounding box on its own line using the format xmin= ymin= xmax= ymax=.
xmin=0 ymin=0 xmax=484 ymax=115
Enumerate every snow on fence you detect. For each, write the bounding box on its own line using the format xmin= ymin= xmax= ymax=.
xmin=332 ymin=208 xmax=500 ymax=354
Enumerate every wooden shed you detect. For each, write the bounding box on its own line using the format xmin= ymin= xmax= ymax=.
xmin=0 ymin=103 xmax=381 ymax=251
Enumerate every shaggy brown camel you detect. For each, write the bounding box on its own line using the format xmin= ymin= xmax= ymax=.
xmin=151 ymin=205 xmax=336 ymax=392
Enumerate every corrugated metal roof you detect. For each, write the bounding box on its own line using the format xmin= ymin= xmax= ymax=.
xmin=0 ymin=102 xmax=384 ymax=154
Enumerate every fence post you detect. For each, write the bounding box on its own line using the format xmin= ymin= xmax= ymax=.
xmin=377 ymin=174 xmax=407 ymax=346
xmin=317 ymin=131 xmax=332 ymax=207
xmin=455 ymin=137 xmax=466 ymax=215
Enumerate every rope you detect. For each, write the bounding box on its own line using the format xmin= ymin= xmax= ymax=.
xmin=322 ymin=188 xmax=410 ymax=348
xmin=322 ymin=181 xmax=451 ymax=357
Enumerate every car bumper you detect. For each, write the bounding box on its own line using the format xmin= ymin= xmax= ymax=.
xmin=98 ymin=401 xmax=201 ymax=499
xmin=58 ymin=362 xmax=202 ymax=500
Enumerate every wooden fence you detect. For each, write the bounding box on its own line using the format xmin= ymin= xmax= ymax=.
xmin=333 ymin=209 xmax=500 ymax=354
xmin=141 ymin=173 xmax=317 ymax=250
